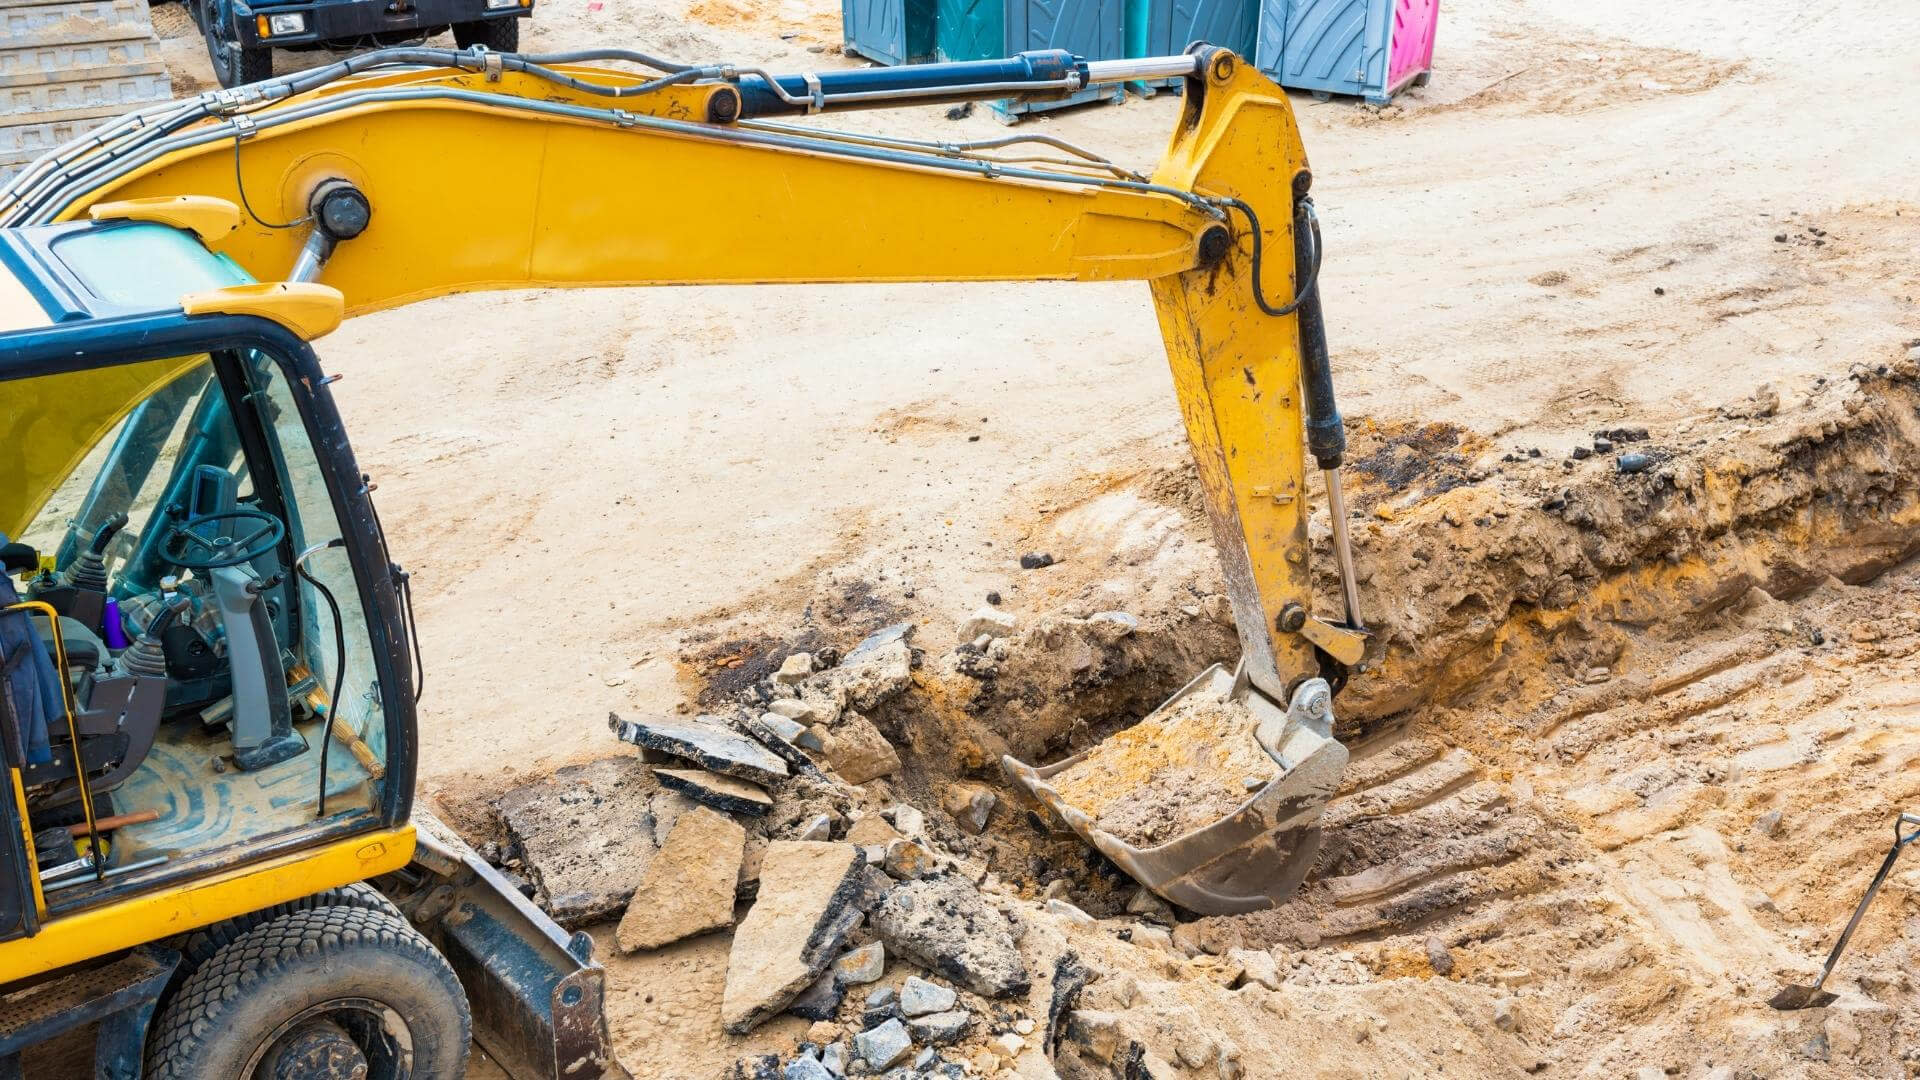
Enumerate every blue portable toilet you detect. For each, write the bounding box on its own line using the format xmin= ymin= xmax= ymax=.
xmin=1125 ymin=0 xmax=1256 ymax=92
xmin=935 ymin=0 xmax=1128 ymax=118
xmin=844 ymin=0 xmax=937 ymax=65
xmin=1255 ymin=0 xmax=1436 ymax=105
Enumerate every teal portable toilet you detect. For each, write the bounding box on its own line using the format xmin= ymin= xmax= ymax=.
xmin=935 ymin=0 xmax=1128 ymax=118
xmin=843 ymin=0 xmax=937 ymax=65
xmin=1129 ymin=0 xmax=1258 ymax=90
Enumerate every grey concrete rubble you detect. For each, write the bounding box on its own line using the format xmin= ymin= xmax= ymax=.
xmin=784 ymin=1055 xmax=833 ymax=1080
xmin=871 ymin=872 xmax=1031 ymax=998
xmin=739 ymin=711 xmax=820 ymax=773
xmin=610 ymin=711 xmax=789 ymax=785
xmin=907 ymin=1010 xmax=972 ymax=1046
xmin=852 ymin=1018 xmax=913 ymax=1071
xmin=832 ymin=941 xmax=886 ymax=984
xmin=722 ymin=841 xmax=868 ymax=1034
xmin=899 ymin=976 xmax=956 ymax=1017
xmin=653 ymin=767 xmax=774 ymax=817
xmin=786 ymin=970 xmax=846 ymax=1022
xmin=615 ymin=805 xmax=746 ymax=952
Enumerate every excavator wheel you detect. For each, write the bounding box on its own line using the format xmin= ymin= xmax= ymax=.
xmin=452 ymin=17 xmax=518 ymax=52
xmin=146 ymin=906 xmax=471 ymax=1079
xmin=173 ymin=880 xmax=402 ymax=974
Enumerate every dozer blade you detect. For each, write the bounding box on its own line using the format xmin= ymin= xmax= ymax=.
xmin=396 ymin=811 xmax=632 ymax=1080
xmin=1003 ymin=664 xmax=1347 ymax=915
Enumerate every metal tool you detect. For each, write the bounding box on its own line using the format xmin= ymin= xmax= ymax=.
xmin=1769 ymin=811 xmax=1920 ymax=1010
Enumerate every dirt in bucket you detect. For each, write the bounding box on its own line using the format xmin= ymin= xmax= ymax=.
xmin=1048 ymin=690 xmax=1277 ymax=847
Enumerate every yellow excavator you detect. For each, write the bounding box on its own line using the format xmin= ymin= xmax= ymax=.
xmin=0 ymin=42 xmax=1364 ymax=1076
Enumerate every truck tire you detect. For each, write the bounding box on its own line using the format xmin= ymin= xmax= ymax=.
xmin=452 ymin=16 xmax=518 ymax=52
xmin=199 ymin=0 xmax=273 ymax=87
xmin=145 ymin=906 xmax=470 ymax=1080
xmin=175 ymin=881 xmax=402 ymax=972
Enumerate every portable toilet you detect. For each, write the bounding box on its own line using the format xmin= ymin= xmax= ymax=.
xmin=935 ymin=0 xmax=1128 ymax=117
xmin=1255 ymin=0 xmax=1436 ymax=105
xmin=1128 ymin=0 xmax=1258 ymax=91
xmin=842 ymin=0 xmax=937 ymax=65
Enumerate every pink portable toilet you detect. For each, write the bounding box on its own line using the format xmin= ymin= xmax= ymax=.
xmin=1256 ymin=0 xmax=1437 ymax=105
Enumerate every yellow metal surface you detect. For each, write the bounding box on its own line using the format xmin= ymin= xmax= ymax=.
xmin=53 ymin=70 xmax=1215 ymax=315
xmin=0 ymin=826 xmax=414 ymax=984
xmin=178 ymin=282 xmax=345 ymax=340
xmin=1148 ymin=54 xmax=1322 ymax=698
xmin=0 ymin=356 xmax=206 ymax=542
xmin=9 ymin=772 xmax=43 ymax=920
xmin=88 ymin=195 xmax=242 ymax=243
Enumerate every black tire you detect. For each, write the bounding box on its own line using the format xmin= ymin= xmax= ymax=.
xmin=452 ymin=16 xmax=518 ymax=52
xmin=199 ymin=0 xmax=273 ymax=87
xmin=175 ymin=881 xmax=402 ymax=973
xmin=145 ymin=906 xmax=471 ymax=1080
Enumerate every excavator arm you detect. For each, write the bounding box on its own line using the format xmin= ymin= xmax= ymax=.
xmin=0 ymin=42 xmax=1363 ymax=1077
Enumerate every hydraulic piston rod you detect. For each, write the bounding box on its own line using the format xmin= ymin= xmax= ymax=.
xmin=732 ymin=50 xmax=1204 ymax=118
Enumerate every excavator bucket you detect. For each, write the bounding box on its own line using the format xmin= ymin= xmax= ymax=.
xmin=389 ymin=812 xmax=631 ymax=1080
xmin=1003 ymin=665 xmax=1348 ymax=915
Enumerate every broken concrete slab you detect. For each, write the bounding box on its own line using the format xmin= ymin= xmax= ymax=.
xmin=497 ymin=756 xmax=676 ymax=928
xmin=616 ymin=806 xmax=746 ymax=952
xmin=610 ymin=712 xmax=789 ymax=785
xmin=818 ymin=713 xmax=901 ymax=785
xmin=722 ymin=841 xmax=868 ymax=1034
xmin=871 ymin=872 xmax=1030 ymax=999
xmin=654 ymin=767 xmax=774 ymax=817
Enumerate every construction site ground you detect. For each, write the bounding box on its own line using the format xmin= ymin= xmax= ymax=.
xmin=150 ymin=0 xmax=1920 ymax=1075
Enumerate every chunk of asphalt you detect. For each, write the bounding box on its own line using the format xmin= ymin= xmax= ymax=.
xmin=497 ymin=756 xmax=672 ymax=928
xmin=871 ymin=872 xmax=1030 ymax=998
xmin=610 ymin=712 xmax=789 ymax=785
xmin=738 ymin=712 xmax=819 ymax=774
xmin=653 ymin=767 xmax=774 ymax=817
xmin=722 ymin=842 xmax=868 ymax=1034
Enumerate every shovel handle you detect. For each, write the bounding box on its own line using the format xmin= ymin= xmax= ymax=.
xmin=1810 ymin=810 xmax=1920 ymax=994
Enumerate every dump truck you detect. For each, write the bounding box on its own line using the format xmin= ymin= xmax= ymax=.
xmin=0 ymin=43 xmax=1363 ymax=1073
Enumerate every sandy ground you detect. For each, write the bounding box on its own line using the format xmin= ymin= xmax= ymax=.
xmin=145 ymin=0 xmax=1920 ymax=1075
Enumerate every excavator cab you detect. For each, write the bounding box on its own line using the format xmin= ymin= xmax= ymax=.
xmin=0 ymin=212 xmax=622 ymax=1077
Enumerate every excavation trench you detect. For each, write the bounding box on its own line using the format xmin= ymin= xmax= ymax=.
xmin=824 ymin=360 xmax=1920 ymax=929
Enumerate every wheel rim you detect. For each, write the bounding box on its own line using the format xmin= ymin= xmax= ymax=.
xmin=242 ymin=997 xmax=416 ymax=1080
